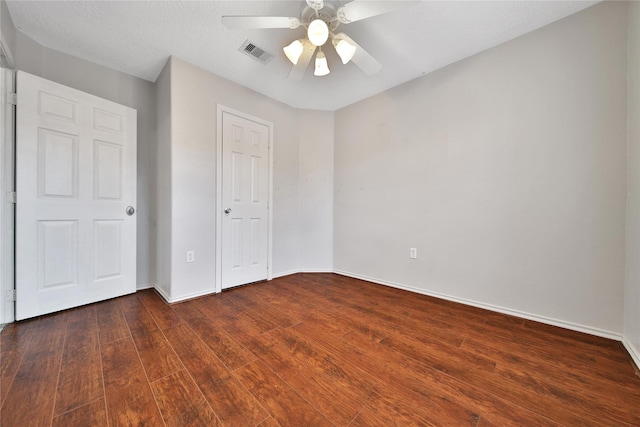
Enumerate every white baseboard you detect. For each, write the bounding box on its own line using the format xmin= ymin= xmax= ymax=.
xmin=333 ymin=270 xmax=622 ymax=341
xmin=271 ymin=269 xmax=334 ymax=279
xmin=300 ymin=268 xmax=333 ymax=273
xmin=271 ymin=269 xmax=301 ymax=279
xmin=622 ymin=337 xmax=640 ymax=371
xmin=136 ymin=283 xmax=155 ymax=291
xmin=154 ymin=286 xmax=217 ymax=304
xmin=152 ymin=285 xmax=172 ymax=303
xmin=153 ymin=271 xmax=325 ymax=302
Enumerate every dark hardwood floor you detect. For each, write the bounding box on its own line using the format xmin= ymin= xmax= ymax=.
xmin=1 ymin=273 xmax=639 ymax=426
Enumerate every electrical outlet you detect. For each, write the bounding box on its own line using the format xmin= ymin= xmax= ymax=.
xmin=186 ymin=250 xmax=195 ymax=263
xmin=410 ymin=248 xmax=417 ymax=259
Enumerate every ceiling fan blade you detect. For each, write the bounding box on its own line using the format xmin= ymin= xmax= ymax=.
xmin=288 ymin=41 xmax=316 ymax=80
xmin=337 ymin=33 xmax=382 ymax=75
xmin=337 ymin=1 xmax=418 ymax=24
xmin=222 ymin=16 xmax=300 ymax=30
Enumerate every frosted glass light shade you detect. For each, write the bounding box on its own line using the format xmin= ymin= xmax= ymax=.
xmin=333 ymin=39 xmax=356 ymax=64
xmin=314 ymin=51 xmax=330 ymax=76
xmin=283 ymin=40 xmax=304 ymax=64
xmin=308 ymin=19 xmax=329 ymax=46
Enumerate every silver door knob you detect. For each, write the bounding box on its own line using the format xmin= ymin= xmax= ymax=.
xmin=224 ymin=208 xmax=232 ymax=214
xmin=126 ymin=206 xmax=135 ymax=216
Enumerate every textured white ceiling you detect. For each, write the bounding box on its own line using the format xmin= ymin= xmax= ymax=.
xmin=6 ymin=1 xmax=598 ymax=111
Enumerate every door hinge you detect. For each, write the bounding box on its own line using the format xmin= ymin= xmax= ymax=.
xmin=6 ymin=93 xmax=16 ymax=106
xmin=5 ymin=191 xmax=16 ymax=204
xmin=5 ymin=289 xmax=16 ymax=302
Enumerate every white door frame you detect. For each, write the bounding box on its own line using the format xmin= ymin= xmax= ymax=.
xmin=215 ymin=105 xmax=273 ymax=293
xmin=0 ymin=41 xmax=16 ymax=326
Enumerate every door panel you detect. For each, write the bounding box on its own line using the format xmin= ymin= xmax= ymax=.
xmin=94 ymin=219 xmax=122 ymax=280
xmin=16 ymin=71 xmax=137 ymax=320
xmin=38 ymin=128 xmax=78 ymax=198
xmin=94 ymin=140 xmax=122 ymax=199
xmin=221 ymin=111 xmax=269 ymax=289
xmin=38 ymin=220 xmax=78 ymax=289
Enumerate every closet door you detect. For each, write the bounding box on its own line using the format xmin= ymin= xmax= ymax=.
xmin=221 ymin=110 xmax=270 ymax=289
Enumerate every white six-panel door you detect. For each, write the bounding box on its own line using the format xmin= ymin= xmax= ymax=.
xmin=16 ymin=71 xmax=137 ymax=320
xmin=221 ymin=111 xmax=269 ymax=289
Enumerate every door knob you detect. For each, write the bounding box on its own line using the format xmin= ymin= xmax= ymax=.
xmin=224 ymin=208 xmax=232 ymax=214
xmin=126 ymin=206 xmax=135 ymax=216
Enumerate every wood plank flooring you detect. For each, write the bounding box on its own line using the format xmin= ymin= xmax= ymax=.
xmin=1 ymin=273 xmax=639 ymax=426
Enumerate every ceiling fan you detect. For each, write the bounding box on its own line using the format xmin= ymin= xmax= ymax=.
xmin=222 ymin=0 xmax=417 ymax=79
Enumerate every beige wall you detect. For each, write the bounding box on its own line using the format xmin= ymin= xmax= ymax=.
xmin=161 ymin=57 xmax=334 ymax=300
xmin=624 ymin=0 xmax=640 ymax=365
xmin=299 ymin=110 xmax=334 ymax=272
xmin=334 ymin=2 xmax=627 ymax=336
xmin=155 ymin=59 xmax=172 ymax=297
xmin=164 ymin=56 xmax=219 ymax=300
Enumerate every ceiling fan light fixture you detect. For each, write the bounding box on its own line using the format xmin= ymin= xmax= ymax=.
xmin=308 ymin=19 xmax=329 ymax=46
xmin=283 ymin=39 xmax=304 ymax=64
xmin=333 ymin=38 xmax=357 ymax=64
xmin=314 ymin=50 xmax=330 ymax=76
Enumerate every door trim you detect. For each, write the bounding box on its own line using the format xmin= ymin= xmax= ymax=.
xmin=215 ymin=105 xmax=273 ymax=293
xmin=0 ymin=45 xmax=16 ymax=325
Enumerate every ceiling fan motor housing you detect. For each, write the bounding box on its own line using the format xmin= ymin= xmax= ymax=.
xmin=301 ymin=1 xmax=341 ymax=33
xmin=306 ymin=0 xmax=324 ymax=11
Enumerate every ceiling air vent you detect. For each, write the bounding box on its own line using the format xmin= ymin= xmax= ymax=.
xmin=239 ymin=40 xmax=274 ymax=65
